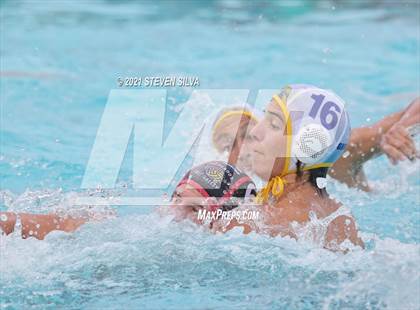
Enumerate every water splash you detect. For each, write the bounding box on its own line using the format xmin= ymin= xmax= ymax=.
xmin=1 ymin=211 xmax=418 ymax=309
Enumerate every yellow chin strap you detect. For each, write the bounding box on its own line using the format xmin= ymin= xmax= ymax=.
xmin=257 ymin=94 xmax=292 ymax=204
xmin=256 ymin=176 xmax=286 ymax=204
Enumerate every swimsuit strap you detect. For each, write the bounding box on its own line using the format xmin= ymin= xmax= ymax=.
xmin=321 ymin=205 xmax=352 ymax=227
xmin=295 ymin=205 xmax=353 ymax=246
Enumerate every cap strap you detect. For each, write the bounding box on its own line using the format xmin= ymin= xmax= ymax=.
xmin=213 ymin=110 xmax=258 ymax=132
xmin=273 ymin=94 xmax=293 ymax=176
xmin=256 ymin=176 xmax=286 ymax=204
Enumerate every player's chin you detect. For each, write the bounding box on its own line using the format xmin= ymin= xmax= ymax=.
xmin=252 ymin=157 xmax=271 ymax=181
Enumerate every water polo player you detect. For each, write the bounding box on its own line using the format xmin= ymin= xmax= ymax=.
xmin=211 ymin=106 xmax=258 ymax=173
xmin=168 ymin=161 xmax=256 ymax=226
xmin=0 ymin=161 xmax=256 ymax=239
xmin=211 ymin=93 xmax=419 ymax=191
xmin=218 ymin=85 xmax=365 ymax=251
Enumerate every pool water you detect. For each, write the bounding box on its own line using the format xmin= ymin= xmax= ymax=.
xmin=1 ymin=1 xmax=419 ymax=309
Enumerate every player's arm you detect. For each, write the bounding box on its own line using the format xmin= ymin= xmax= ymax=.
xmin=0 ymin=212 xmax=87 ymax=240
xmin=330 ymin=98 xmax=419 ymax=190
xmin=380 ymin=97 xmax=419 ymax=164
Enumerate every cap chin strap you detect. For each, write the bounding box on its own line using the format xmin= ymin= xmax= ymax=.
xmin=256 ymin=94 xmax=292 ymax=204
xmin=273 ymin=94 xmax=293 ymax=176
xmin=256 ymin=175 xmax=286 ymax=204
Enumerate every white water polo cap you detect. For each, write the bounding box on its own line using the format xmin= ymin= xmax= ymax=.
xmin=273 ymin=84 xmax=351 ymax=176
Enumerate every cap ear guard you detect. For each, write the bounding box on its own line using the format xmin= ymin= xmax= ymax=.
xmin=292 ymin=123 xmax=333 ymax=165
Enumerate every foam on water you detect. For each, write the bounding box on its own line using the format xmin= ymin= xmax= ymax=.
xmin=1 ymin=209 xmax=419 ymax=309
xmin=1 ymin=155 xmax=419 ymax=309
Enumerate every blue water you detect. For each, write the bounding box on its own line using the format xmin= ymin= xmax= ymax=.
xmin=1 ymin=1 xmax=419 ymax=309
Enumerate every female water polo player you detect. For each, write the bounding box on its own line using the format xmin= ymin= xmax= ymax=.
xmin=0 ymin=161 xmax=256 ymax=240
xmin=211 ymin=94 xmax=419 ymax=191
xmin=215 ymin=85 xmax=365 ymax=251
xmin=166 ymin=161 xmax=256 ymax=226
xmin=211 ymin=106 xmax=258 ymax=173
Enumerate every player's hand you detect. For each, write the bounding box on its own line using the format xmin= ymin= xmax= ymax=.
xmin=380 ymin=123 xmax=417 ymax=164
